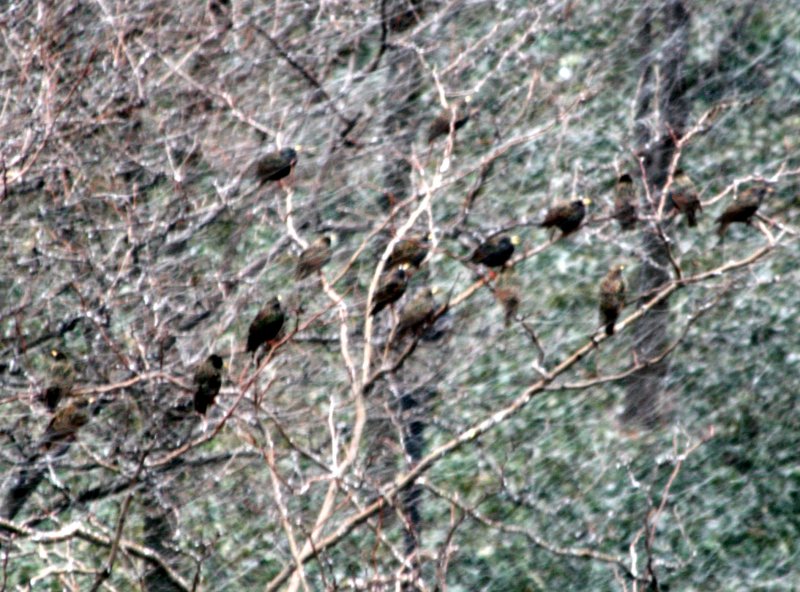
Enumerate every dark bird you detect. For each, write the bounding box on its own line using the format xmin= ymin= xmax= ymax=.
xmin=255 ymin=147 xmax=298 ymax=183
xmin=541 ymin=198 xmax=592 ymax=236
xmin=193 ymin=354 xmax=224 ymax=415
xmin=667 ymin=169 xmax=702 ymax=227
xmin=470 ymin=235 xmax=520 ymax=268
xmin=41 ymin=399 xmax=90 ymax=450
xmin=599 ymin=264 xmax=626 ymax=336
xmin=386 ymin=235 xmax=430 ymax=269
xmin=247 ymin=297 xmax=285 ymax=353
xmin=296 ymin=236 xmax=333 ymax=279
xmin=42 ymin=349 xmax=75 ymax=412
xmin=613 ymin=174 xmax=638 ymax=231
xmin=495 ymin=268 xmax=521 ymax=327
xmin=427 ymin=99 xmax=473 ymax=144
xmin=397 ymin=286 xmax=438 ymax=336
xmin=371 ymin=266 xmax=409 ymax=316
xmin=716 ymin=182 xmax=773 ymax=238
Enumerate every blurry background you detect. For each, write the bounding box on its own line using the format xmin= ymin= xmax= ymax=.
xmin=1 ymin=0 xmax=799 ymax=590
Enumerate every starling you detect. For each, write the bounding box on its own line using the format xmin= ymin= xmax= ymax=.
xmin=613 ymin=174 xmax=638 ymax=231
xmin=397 ymin=286 xmax=437 ymax=336
xmin=386 ymin=235 xmax=430 ymax=269
xmin=42 ymin=349 xmax=75 ymax=412
xmin=716 ymin=182 xmax=773 ymax=238
xmin=541 ymin=198 xmax=591 ymax=236
xmin=296 ymin=236 xmax=333 ymax=279
xmin=247 ymin=297 xmax=285 ymax=353
xmin=41 ymin=399 xmax=90 ymax=450
xmin=427 ymin=99 xmax=472 ymax=144
xmin=470 ymin=235 xmax=520 ymax=268
xmin=667 ymin=169 xmax=702 ymax=227
xmin=599 ymin=264 xmax=626 ymax=336
xmin=495 ymin=268 xmax=521 ymax=327
xmin=371 ymin=266 xmax=409 ymax=316
xmin=193 ymin=354 xmax=224 ymax=415
xmin=255 ymin=147 xmax=298 ymax=183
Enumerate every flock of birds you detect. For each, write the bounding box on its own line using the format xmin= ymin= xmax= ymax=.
xmin=35 ymin=104 xmax=776 ymax=448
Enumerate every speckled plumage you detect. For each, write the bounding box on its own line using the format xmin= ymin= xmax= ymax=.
xmin=613 ymin=174 xmax=638 ymax=231
xmin=397 ymin=287 xmax=437 ymax=335
xmin=371 ymin=267 xmax=409 ymax=316
xmin=296 ymin=236 xmax=332 ymax=279
xmin=193 ymin=354 xmax=224 ymax=414
xmin=599 ymin=265 xmax=626 ymax=336
xmin=716 ymin=182 xmax=772 ymax=238
xmin=247 ymin=297 xmax=285 ymax=353
xmin=541 ymin=199 xmax=590 ymax=236
xmin=667 ymin=170 xmax=702 ymax=227
xmin=42 ymin=349 xmax=74 ymax=412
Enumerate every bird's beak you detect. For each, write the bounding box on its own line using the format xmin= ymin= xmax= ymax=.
xmin=582 ymin=197 xmax=592 ymax=206
xmin=510 ymin=235 xmax=521 ymax=246
xmin=431 ymin=286 xmax=441 ymax=295
xmin=294 ymin=144 xmax=303 ymax=152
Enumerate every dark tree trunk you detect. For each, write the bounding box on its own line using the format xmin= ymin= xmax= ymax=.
xmin=380 ymin=25 xmax=422 ymax=211
xmin=381 ymin=9 xmax=425 ymax=586
xmin=143 ymin=493 xmax=184 ymax=592
xmin=399 ymin=391 xmax=425 ymax=590
xmin=623 ymin=1 xmax=691 ymax=428
xmin=1 ymin=462 xmax=46 ymax=521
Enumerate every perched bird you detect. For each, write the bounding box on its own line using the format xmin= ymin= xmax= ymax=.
xmin=427 ymin=99 xmax=473 ymax=144
xmin=296 ymin=236 xmax=333 ymax=279
xmin=495 ymin=268 xmax=521 ymax=327
xmin=386 ymin=235 xmax=430 ymax=269
xmin=371 ymin=266 xmax=409 ymax=316
xmin=397 ymin=286 xmax=438 ymax=336
xmin=716 ymin=181 xmax=773 ymax=238
xmin=247 ymin=297 xmax=285 ymax=353
xmin=470 ymin=235 xmax=520 ymax=268
xmin=41 ymin=399 xmax=90 ymax=450
xmin=193 ymin=354 xmax=224 ymax=415
xmin=42 ymin=349 xmax=75 ymax=412
xmin=255 ymin=147 xmax=298 ymax=183
xmin=599 ymin=264 xmax=626 ymax=336
xmin=667 ymin=169 xmax=702 ymax=227
xmin=613 ymin=174 xmax=638 ymax=231
xmin=541 ymin=198 xmax=592 ymax=236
